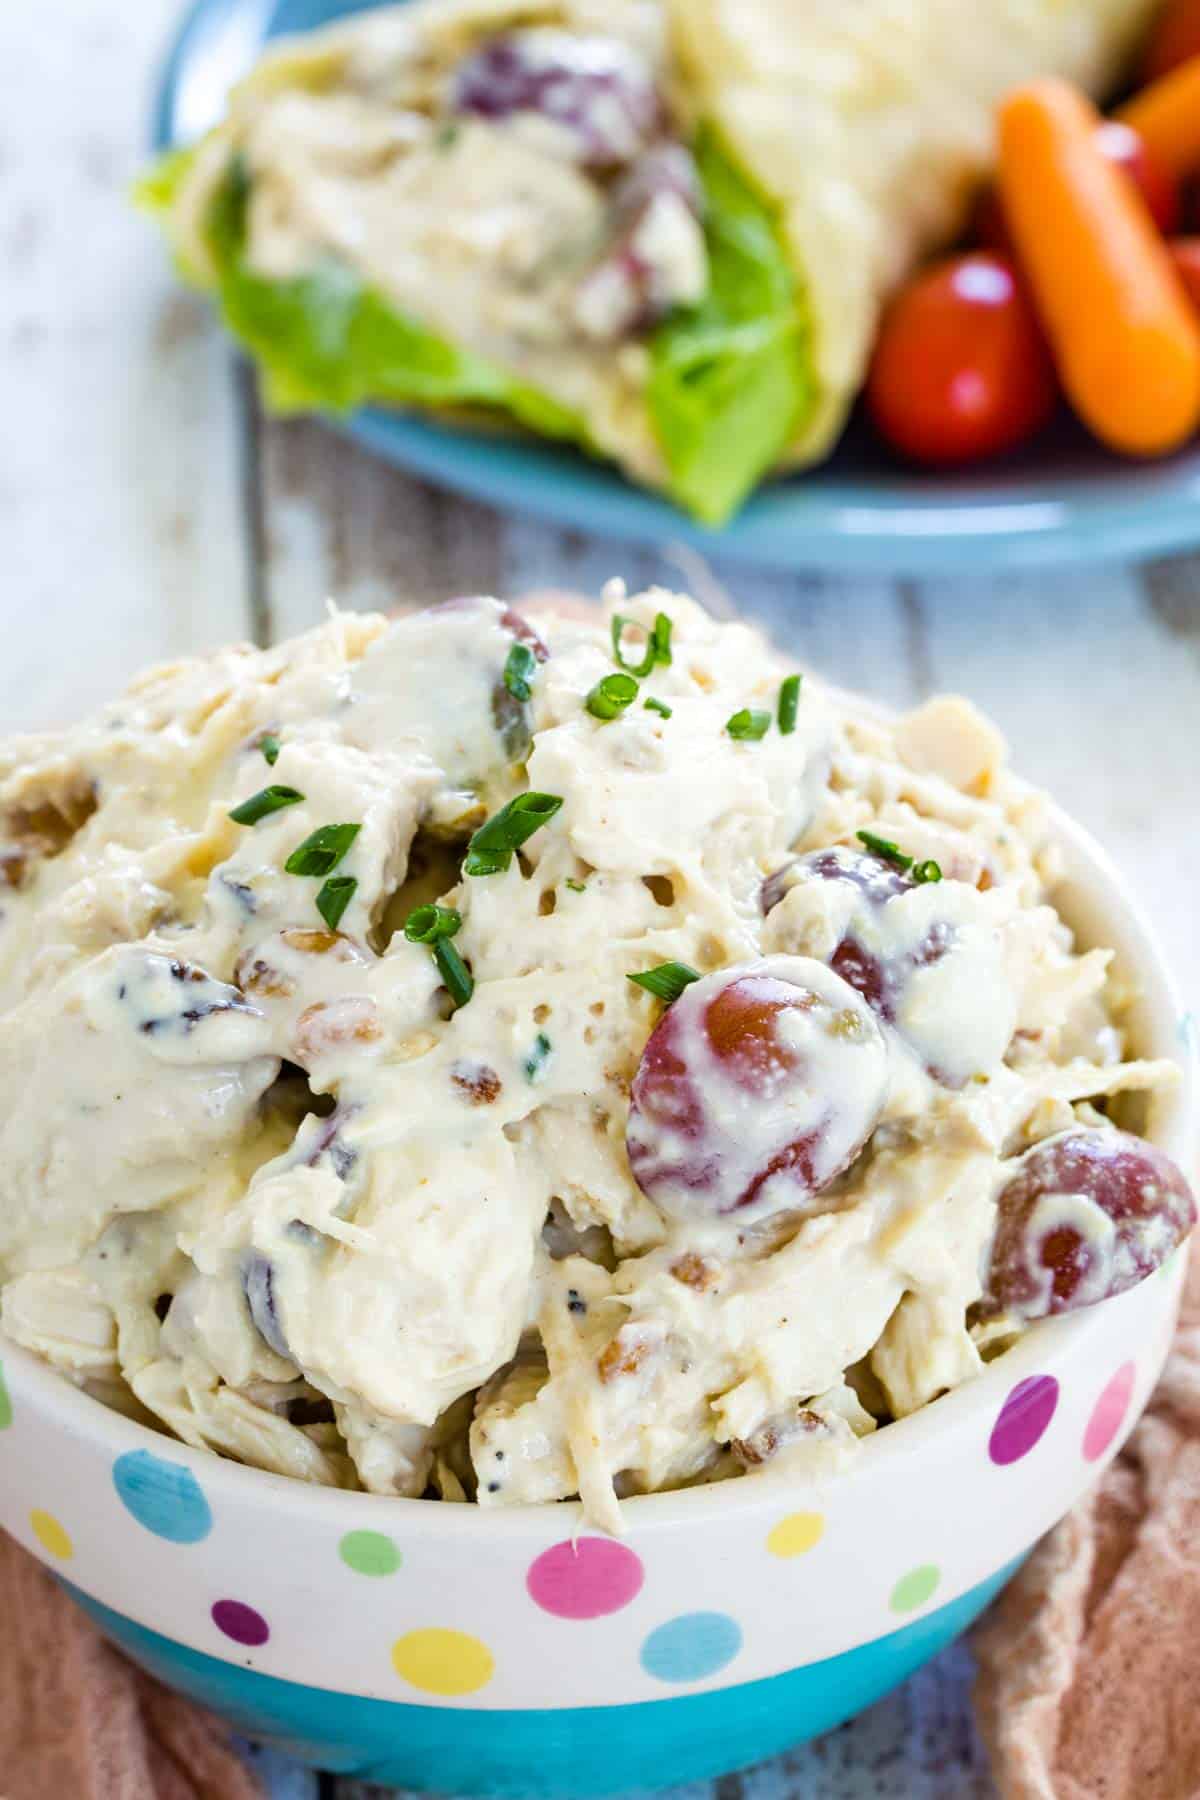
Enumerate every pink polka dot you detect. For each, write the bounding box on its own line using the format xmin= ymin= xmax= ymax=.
xmin=989 ymin=1373 xmax=1059 ymax=1466
xmin=212 ymin=1600 xmax=269 ymax=1647
xmin=1084 ymin=1361 xmax=1136 ymax=1463
xmin=526 ymin=1537 xmax=644 ymax=1619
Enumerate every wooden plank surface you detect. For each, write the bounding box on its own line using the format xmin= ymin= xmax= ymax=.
xmin=0 ymin=0 xmax=246 ymax=733
xmin=10 ymin=4 xmax=1200 ymax=1797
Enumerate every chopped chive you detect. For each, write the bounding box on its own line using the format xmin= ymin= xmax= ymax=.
xmin=406 ymin=903 xmax=470 ymax=1000
xmin=524 ymin=1032 xmax=552 ymax=1081
xmin=644 ymin=696 xmax=673 ymax=719
xmin=612 ymin=611 xmax=672 ymax=677
xmin=726 ymin=708 xmax=771 ymax=742
xmin=856 ymin=829 xmax=913 ymax=872
xmin=434 ymin=938 xmax=474 ymax=1010
xmin=565 ymin=879 xmax=586 ymax=893
xmin=503 ymin=642 xmax=537 ymax=704
xmin=777 ymin=675 xmax=802 ymax=736
xmin=463 ymin=792 xmax=564 ymax=877
xmin=229 ymin=785 xmax=305 ymax=826
xmin=627 ymin=961 xmax=702 ymax=1004
xmin=315 ymin=875 xmax=356 ymax=930
xmin=652 ymin=612 xmax=673 ymax=666
xmin=403 ymin=903 xmax=462 ymax=944
xmin=912 ymin=859 xmax=943 ymax=884
xmin=284 ymin=822 xmax=360 ymax=877
xmin=260 ymin=733 xmax=281 ymax=766
xmin=586 ymin=672 xmax=639 ymax=721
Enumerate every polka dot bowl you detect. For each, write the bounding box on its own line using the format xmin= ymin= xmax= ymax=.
xmin=0 ymin=801 xmax=1194 ymax=1797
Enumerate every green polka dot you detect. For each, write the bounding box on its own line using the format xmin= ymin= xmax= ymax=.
xmin=890 ymin=1563 xmax=940 ymax=1615
xmin=340 ymin=1529 xmax=402 ymax=1577
xmin=0 ymin=1360 xmax=11 ymax=1431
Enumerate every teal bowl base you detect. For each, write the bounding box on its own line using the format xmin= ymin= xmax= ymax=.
xmin=66 ymin=1564 xmax=1019 ymax=1795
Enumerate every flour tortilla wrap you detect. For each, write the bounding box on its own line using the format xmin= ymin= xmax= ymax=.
xmin=669 ymin=0 xmax=1160 ymax=464
xmin=143 ymin=0 xmax=1158 ymax=519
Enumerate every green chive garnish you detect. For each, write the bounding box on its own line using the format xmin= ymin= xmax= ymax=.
xmin=644 ymin=697 xmax=673 ymax=719
xmin=260 ymin=733 xmax=281 ymax=766
xmin=229 ymin=785 xmax=304 ymax=826
xmin=503 ymin=642 xmax=537 ymax=704
xmin=524 ymin=1032 xmax=552 ymax=1081
xmin=434 ymin=938 xmax=474 ymax=1010
xmin=463 ymin=792 xmax=564 ymax=877
xmin=404 ymin=903 xmax=471 ymax=1004
xmin=628 ymin=962 xmax=702 ymax=1004
xmin=586 ymin=673 xmax=639 ymax=721
xmin=777 ymin=675 xmax=802 ymax=736
xmin=726 ymin=709 xmax=771 ymax=742
xmin=284 ymin=823 xmax=360 ymax=878
xmin=856 ymin=829 xmax=909 ymax=868
xmin=315 ymin=875 xmax=356 ymax=930
xmin=612 ymin=611 xmax=672 ymax=677
xmin=565 ymin=879 xmax=586 ymax=893
xmin=404 ymin=903 xmax=462 ymax=944
xmin=856 ymin=829 xmax=939 ymax=879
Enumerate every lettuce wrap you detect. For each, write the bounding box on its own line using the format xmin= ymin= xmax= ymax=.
xmin=141 ymin=0 xmax=1157 ymax=520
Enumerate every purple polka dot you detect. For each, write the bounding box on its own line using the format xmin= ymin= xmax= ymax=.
xmin=526 ymin=1537 xmax=645 ymax=1619
xmin=989 ymin=1374 xmax=1059 ymax=1466
xmin=211 ymin=1599 xmax=270 ymax=1647
xmin=1084 ymin=1361 xmax=1136 ymax=1463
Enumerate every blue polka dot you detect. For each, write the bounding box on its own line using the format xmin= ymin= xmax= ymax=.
xmin=640 ymin=1612 xmax=743 ymax=1685
xmin=112 ymin=1449 xmax=212 ymax=1543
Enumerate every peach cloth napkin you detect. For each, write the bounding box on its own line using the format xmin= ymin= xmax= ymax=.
xmin=974 ymin=1245 xmax=1200 ymax=1799
xmin=0 ymin=1532 xmax=262 ymax=1800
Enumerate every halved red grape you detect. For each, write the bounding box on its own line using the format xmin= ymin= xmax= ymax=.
xmin=761 ymin=847 xmax=1011 ymax=1084
xmin=981 ymin=1128 xmax=1196 ymax=1321
xmin=761 ymin=846 xmax=913 ymax=917
xmin=573 ymin=143 xmax=707 ymax=336
xmin=763 ymin=847 xmax=946 ymax=1022
xmin=432 ymin=599 xmax=551 ymax=759
xmin=450 ymin=31 xmax=663 ymax=168
xmin=626 ymin=955 xmax=888 ymax=1221
xmin=425 ymin=595 xmax=548 ymax=663
xmin=498 ymin=605 xmax=550 ymax=663
xmin=612 ymin=143 xmax=703 ymax=221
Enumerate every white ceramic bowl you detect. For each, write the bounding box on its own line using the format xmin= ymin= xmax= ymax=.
xmin=0 ymin=798 xmax=1194 ymax=1796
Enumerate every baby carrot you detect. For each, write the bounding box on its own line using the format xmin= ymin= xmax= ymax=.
xmin=998 ymin=79 xmax=1200 ymax=457
xmin=1119 ymin=54 xmax=1200 ymax=179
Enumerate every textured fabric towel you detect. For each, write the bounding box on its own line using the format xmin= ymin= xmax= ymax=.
xmin=975 ymin=1247 xmax=1200 ymax=1800
xmin=0 ymin=1531 xmax=262 ymax=1800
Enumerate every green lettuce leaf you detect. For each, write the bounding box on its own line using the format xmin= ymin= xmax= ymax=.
xmin=141 ymin=122 xmax=812 ymax=521
xmin=648 ymin=128 xmax=813 ymax=526
xmin=202 ymin=156 xmax=586 ymax=439
xmin=134 ymin=144 xmax=199 ymax=215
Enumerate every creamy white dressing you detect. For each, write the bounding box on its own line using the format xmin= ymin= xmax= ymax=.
xmin=0 ymin=585 xmax=1178 ymax=1524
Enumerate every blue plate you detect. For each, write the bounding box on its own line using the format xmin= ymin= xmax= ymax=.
xmin=154 ymin=0 xmax=1200 ymax=572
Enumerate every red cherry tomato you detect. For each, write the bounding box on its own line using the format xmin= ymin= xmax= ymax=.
xmin=1142 ymin=0 xmax=1200 ymax=80
xmin=1094 ymin=121 xmax=1181 ymax=234
xmin=1170 ymin=237 xmax=1200 ymax=310
xmin=866 ymin=255 xmax=1058 ymax=467
xmin=973 ymin=120 xmax=1180 ymax=248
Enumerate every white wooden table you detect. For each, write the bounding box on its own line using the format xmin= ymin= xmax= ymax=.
xmin=8 ymin=2 xmax=1200 ymax=1794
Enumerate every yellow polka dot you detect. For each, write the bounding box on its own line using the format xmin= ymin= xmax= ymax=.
xmin=30 ymin=1509 xmax=73 ymax=1560
xmin=767 ymin=1510 xmax=825 ymax=1558
xmin=391 ymin=1628 xmax=494 ymax=1696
